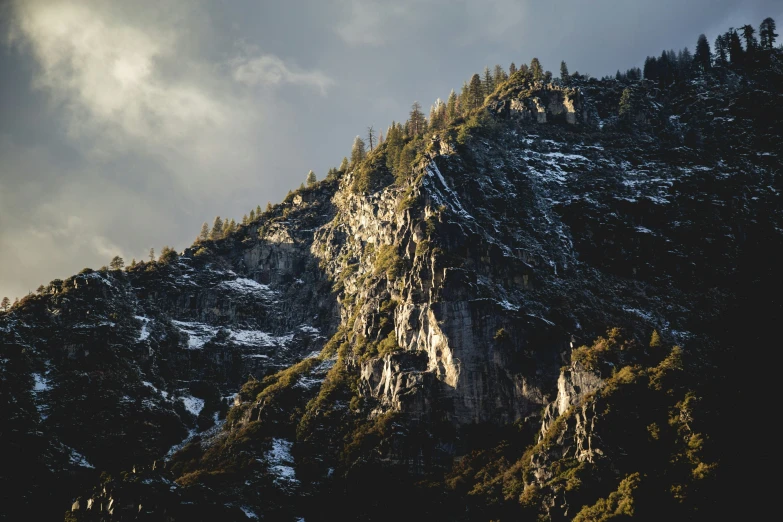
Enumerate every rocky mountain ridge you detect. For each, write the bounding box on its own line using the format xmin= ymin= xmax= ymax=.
xmin=1 ymin=51 xmax=781 ymax=521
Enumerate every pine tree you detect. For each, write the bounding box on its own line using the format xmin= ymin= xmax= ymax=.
xmin=727 ymin=28 xmax=744 ymax=65
xmin=148 ymin=248 xmax=155 ymax=262
xmin=446 ymin=89 xmax=458 ymax=122
xmin=694 ymin=34 xmax=711 ymax=71
xmin=493 ymin=64 xmax=507 ymax=84
xmin=759 ymin=17 xmax=777 ymax=50
xmin=509 ymin=62 xmax=517 ymax=75
xmin=267 ymin=202 xmax=273 ymax=212
xmin=482 ymin=66 xmax=494 ymax=95
xmin=468 ymin=73 xmax=483 ymax=111
xmin=199 ymin=222 xmax=209 ymax=241
xmin=242 ymin=214 xmax=249 ymax=225
xmin=222 ymin=218 xmax=231 ymax=237
xmin=429 ymin=98 xmax=446 ymax=130
xmin=1 ymin=297 xmax=10 ymax=311
xmin=130 ymin=258 xmax=136 ymax=268
xmin=228 ymin=219 xmax=237 ymax=234
xmin=339 ymin=157 xmax=349 ymax=171
xmin=530 ymin=58 xmax=543 ymax=82
xmin=159 ymin=246 xmax=178 ymax=264
xmin=305 ymin=170 xmax=316 ymax=187
xmin=408 ymin=102 xmax=425 ymax=137
xmin=109 ymin=256 xmax=124 ymax=270
xmin=544 ymin=70 xmax=553 ymax=83
xmin=459 ymin=81 xmax=470 ymax=114
xmin=560 ymin=61 xmax=569 ymax=83
xmin=650 ymin=329 xmax=662 ymax=348
xmin=643 ymin=56 xmax=657 ymax=79
xmin=438 ymin=98 xmax=447 ymax=129
xmin=676 ymin=47 xmax=692 ymax=78
xmin=741 ymin=25 xmax=757 ymax=57
xmin=249 ymin=209 xmax=256 ymax=221
xmin=350 ymin=136 xmax=366 ymax=167
xmin=377 ymin=131 xmax=384 ymax=146
xmin=714 ymin=34 xmax=728 ymax=65
xmin=210 ymin=216 xmax=223 ymax=240
xmin=256 ymin=205 xmax=262 ymax=216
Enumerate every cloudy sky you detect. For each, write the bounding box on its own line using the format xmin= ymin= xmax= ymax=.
xmin=1 ymin=0 xmax=780 ymax=299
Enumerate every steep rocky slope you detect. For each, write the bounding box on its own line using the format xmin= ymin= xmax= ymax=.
xmin=0 ymin=181 xmax=341 ymax=519
xmin=2 ymin=52 xmax=781 ymax=521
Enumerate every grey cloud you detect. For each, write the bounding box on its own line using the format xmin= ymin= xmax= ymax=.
xmin=231 ymin=51 xmax=334 ymax=95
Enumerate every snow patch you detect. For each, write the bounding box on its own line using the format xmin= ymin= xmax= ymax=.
xmin=527 ymin=314 xmax=556 ymax=326
xmin=171 ymin=320 xmax=295 ymax=350
xmin=142 ymin=380 xmax=169 ymax=399
xmin=295 ymin=376 xmax=324 ymax=389
xmin=32 ymin=373 xmax=50 ymax=392
xmin=240 ymin=507 xmax=258 ymax=519
xmin=624 ymin=307 xmax=655 ymax=322
xmin=298 ymin=325 xmax=320 ymax=335
xmin=230 ymin=330 xmax=293 ymax=347
xmin=497 ymin=299 xmax=519 ymax=311
xmin=135 ymin=315 xmax=151 ymax=341
xmin=427 ymin=162 xmax=475 ymax=221
xmin=68 ymin=447 xmax=95 ymax=469
xmin=166 ymin=429 xmax=197 ymax=459
xmin=266 ymin=439 xmax=299 ymax=487
xmin=170 ymin=320 xmax=218 ymax=349
xmin=543 ymin=151 xmax=588 ymax=161
xmin=221 ymin=278 xmax=277 ymax=298
xmin=180 ymin=395 xmax=205 ymax=416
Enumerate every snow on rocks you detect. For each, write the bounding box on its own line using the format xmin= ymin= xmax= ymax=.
xmin=220 ymin=278 xmax=277 ymax=299
xmin=32 ymin=372 xmax=50 ymax=392
xmin=231 ymin=330 xmax=293 ymax=348
xmin=170 ymin=320 xmax=294 ymax=350
xmin=68 ymin=447 xmax=95 ymax=469
xmin=266 ymin=439 xmax=299 ymax=487
xmin=298 ymin=325 xmax=320 ymax=335
xmin=426 ymin=162 xmax=475 ymax=221
xmin=135 ymin=316 xmax=151 ymax=341
xmin=142 ymin=380 xmax=169 ymax=400
xmin=170 ymin=320 xmax=219 ymax=349
xmin=31 ymin=371 xmax=52 ymax=419
xmin=165 ymin=428 xmax=197 ymax=459
xmin=180 ymin=395 xmax=205 ymax=417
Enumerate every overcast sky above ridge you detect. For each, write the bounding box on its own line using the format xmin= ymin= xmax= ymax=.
xmin=1 ymin=0 xmax=781 ymax=299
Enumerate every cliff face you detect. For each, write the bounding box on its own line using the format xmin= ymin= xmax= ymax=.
xmin=2 ymin=59 xmax=782 ymax=521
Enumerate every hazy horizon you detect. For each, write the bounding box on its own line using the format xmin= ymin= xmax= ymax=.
xmin=1 ymin=0 xmax=781 ymax=299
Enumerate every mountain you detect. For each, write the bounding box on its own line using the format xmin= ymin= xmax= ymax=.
xmin=2 ymin=48 xmax=782 ymax=521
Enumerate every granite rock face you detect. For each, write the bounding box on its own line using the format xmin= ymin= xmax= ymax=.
xmin=491 ymin=84 xmax=586 ymax=124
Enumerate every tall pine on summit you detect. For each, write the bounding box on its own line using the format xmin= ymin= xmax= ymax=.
xmin=467 ymin=74 xmax=483 ymax=111
xmin=530 ymin=57 xmax=544 ymax=82
xmin=350 ymin=136 xmax=366 ymax=168
xmin=694 ymin=34 xmax=712 ymax=71
xmin=759 ymin=17 xmax=778 ymax=49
